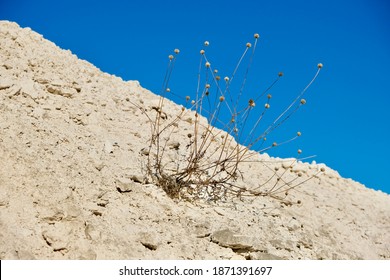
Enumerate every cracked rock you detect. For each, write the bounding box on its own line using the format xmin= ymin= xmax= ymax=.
xmin=210 ymin=229 xmax=254 ymax=251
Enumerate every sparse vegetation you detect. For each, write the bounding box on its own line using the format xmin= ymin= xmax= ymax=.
xmin=133 ymin=34 xmax=324 ymax=202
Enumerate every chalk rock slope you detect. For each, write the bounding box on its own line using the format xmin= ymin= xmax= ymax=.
xmin=0 ymin=21 xmax=389 ymax=260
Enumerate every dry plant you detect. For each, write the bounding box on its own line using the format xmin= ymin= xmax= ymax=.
xmin=134 ymin=34 xmax=324 ymax=202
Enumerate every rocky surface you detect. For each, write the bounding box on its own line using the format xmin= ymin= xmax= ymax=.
xmin=0 ymin=21 xmax=389 ymax=260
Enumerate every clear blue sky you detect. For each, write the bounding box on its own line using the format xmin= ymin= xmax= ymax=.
xmin=1 ymin=0 xmax=389 ymax=194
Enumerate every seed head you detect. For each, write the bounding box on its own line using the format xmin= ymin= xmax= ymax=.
xmin=298 ymin=172 xmax=303 ymax=177
xmin=254 ymin=33 xmax=260 ymax=39
xmin=174 ymin=49 xmax=180 ymax=54
xmin=205 ymin=84 xmax=210 ymax=88
xmin=214 ymin=69 xmax=218 ymax=73
xmin=219 ymin=96 xmax=225 ymax=102
xmin=320 ymin=167 xmax=326 ymax=172
xmin=278 ymin=72 xmax=283 ymax=77
xmin=224 ymin=76 xmax=229 ymax=82
xmin=317 ymin=63 xmax=323 ymax=69
xmin=200 ymin=49 xmax=205 ymax=55
xmin=267 ymin=94 xmax=272 ymax=99
xmin=168 ymin=55 xmax=174 ymax=60
xmin=265 ymin=103 xmax=270 ymax=109
xmin=216 ymin=76 xmax=221 ymax=81
xmin=231 ymin=117 xmax=235 ymax=123
xmin=185 ymin=95 xmax=190 ymax=101
xmin=300 ymin=99 xmax=306 ymax=105
xmin=297 ymin=131 xmax=302 ymax=137
xmin=246 ymin=42 xmax=252 ymax=48
xmin=297 ymin=149 xmax=302 ymax=154
xmin=204 ymin=41 xmax=210 ymax=46
xmin=233 ymin=127 xmax=239 ymax=133
xmin=272 ymin=142 xmax=277 ymax=147
xmin=165 ymin=88 xmax=170 ymax=92
xmin=191 ymin=100 xmax=195 ymax=105
xmin=187 ymin=133 xmax=192 ymax=138
xmin=249 ymin=99 xmax=255 ymax=107
xmin=205 ymin=62 xmax=211 ymax=68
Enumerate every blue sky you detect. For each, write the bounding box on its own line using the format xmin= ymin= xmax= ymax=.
xmin=1 ymin=0 xmax=389 ymax=194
